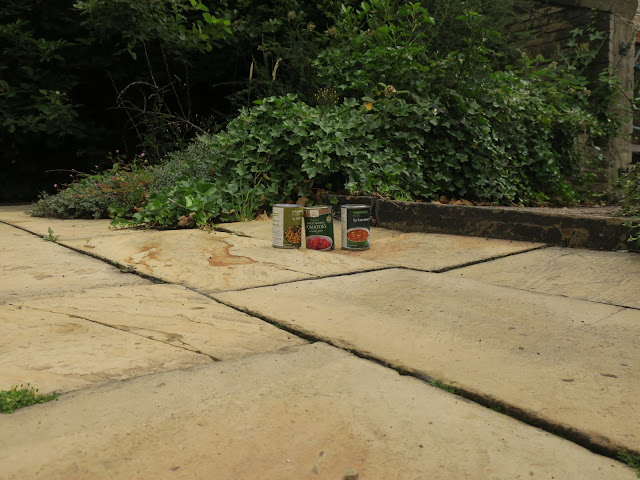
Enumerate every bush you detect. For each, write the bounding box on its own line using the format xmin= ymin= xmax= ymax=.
xmin=30 ymin=164 xmax=152 ymax=219
xmin=618 ymin=164 xmax=640 ymax=247
xmin=38 ymin=0 xmax=618 ymax=229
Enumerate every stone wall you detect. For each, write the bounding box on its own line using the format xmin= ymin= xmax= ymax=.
xmin=509 ymin=0 xmax=636 ymax=192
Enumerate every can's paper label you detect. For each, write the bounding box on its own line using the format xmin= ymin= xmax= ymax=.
xmin=341 ymin=205 xmax=370 ymax=250
xmin=304 ymin=206 xmax=334 ymax=250
xmin=273 ymin=205 xmax=302 ymax=248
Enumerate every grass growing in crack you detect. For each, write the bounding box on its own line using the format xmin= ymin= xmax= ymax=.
xmin=0 ymin=385 xmax=59 ymax=413
xmin=43 ymin=227 xmax=59 ymax=242
xmin=429 ymin=379 xmax=457 ymax=394
xmin=113 ymin=261 xmax=137 ymax=273
xmin=618 ymin=451 xmax=640 ymax=477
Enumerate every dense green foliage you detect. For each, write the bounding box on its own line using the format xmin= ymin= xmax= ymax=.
xmin=0 ymin=0 xmax=233 ymax=199
xmin=102 ymin=0 xmax=609 ymax=228
xmin=618 ymin=165 xmax=640 ymax=247
xmin=25 ymin=0 xmax=624 ymax=229
xmin=31 ymin=162 xmax=152 ymax=219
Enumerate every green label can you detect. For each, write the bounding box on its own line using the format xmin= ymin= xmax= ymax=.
xmin=341 ymin=204 xmax=371 ymax=250
xmin=272 ymin=204 xmax=303 ymax=248
xmin=304 ymin=206 xmax=334 ymax=251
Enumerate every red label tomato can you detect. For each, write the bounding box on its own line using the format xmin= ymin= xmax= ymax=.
xmin=303 ymin=206 xmax=334 ymax=251
xmin=341 ymin=204 xmax=370 ymax=250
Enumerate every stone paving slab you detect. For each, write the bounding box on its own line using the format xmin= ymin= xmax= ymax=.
xmin=219 ymin=218 xmax=544 ymax=271
xmin=215 ymin=269 xmax=640 ymax=454
xmin=0 ymin=205 xmax=131 ymax=240
xmin=13 ymin=284 xmax=306 ymax=362
xmin=2 ymin=206 xmax=543 ymax=276
xmin=0 ymin=223 xmax=147 ymax=303
xmin=0 ymin=302 xmax=212 ymax=394
xmin=444 ymin=246 xmax=640 ymax=309
xmin=62 ymin=229 xmax=385 ymax=293
xmin=0 ymin=343 xmax=634 ymax=480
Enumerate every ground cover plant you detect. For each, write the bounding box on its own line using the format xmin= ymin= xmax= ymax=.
xmin=0 ymin=385 xmax=58 ymax=413
xmin=618 ymin=451 xmax=640 ymax=478
xmin=29 ymin=0 xmax=621 ymax=229
xmin=618 ymin=164 xmax=640 ymax=247
xmin=31 ymin=162 xmax=153 ymax=220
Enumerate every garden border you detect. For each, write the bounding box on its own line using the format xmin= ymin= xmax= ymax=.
xmin=323 ymin=195 xmax=639 ymax=251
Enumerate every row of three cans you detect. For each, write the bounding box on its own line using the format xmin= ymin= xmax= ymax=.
xmin=272 ymin=204 xmax=370 ymax=251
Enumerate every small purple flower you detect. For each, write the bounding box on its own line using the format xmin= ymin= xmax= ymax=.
xmin=140 ymin=152 xmax=146 ymax=157
xmin=53 ymin=184 xmax=58 ymax=188
xmin=95 ymin=165 xmax=99 ymax=169
xmin=115 ymin=149 xmax=119 ymax=153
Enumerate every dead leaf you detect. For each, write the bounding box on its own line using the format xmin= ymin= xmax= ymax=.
xmin=439 ymin=195 xmax=449 ymax=204
xmin=177 ymin=215 xmax=191 ymax=227
xmin=297 ymin=196 xmax=308 ymax=207
xmin=315 ymin=189 xmax=327 ymax=203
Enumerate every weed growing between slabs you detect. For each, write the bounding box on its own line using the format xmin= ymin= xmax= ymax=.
xmin=42 ymin=227 xmax=58 ymax=242
xmin=429 ymin=379 xmax=458 ymax=394
xmin=0 ymin=385 xmax=58 ymax=413
xmin=618 ymin=164 xmax=640 ymax=248
xmin=618 ymin=451 xmax=640 ymax=478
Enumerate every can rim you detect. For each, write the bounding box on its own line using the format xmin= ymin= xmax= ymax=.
xmin=273 ymin=204 xmax=303 ymax=208
xmin=341 ymin=204 xmax=370 ymax=209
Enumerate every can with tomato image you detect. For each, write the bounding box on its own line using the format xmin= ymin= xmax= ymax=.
xmin=341 ymin=204 xmax=371 ymax=250
xmin=303 ymin=206 xmax=334 ymax=251
xmin=272 ymin=204 xmax=303 ymax=248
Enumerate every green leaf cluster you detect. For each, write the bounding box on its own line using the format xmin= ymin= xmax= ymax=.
xmin=0 ymin=385 xmax=58 ymax=414
xmin=107 ymin=0 xmax=612 ymax=228
xmin=618 ymin=164 xmax=640 ymax=248
xmin=31 ymin=163 xmax=152 ymax=220
xmin=73 ymin=0 xmax=232 ymax=57
xmin=31 ymin=0 xmax=621 ymax=228
xmin=0 ymin=12 xmax=79 ymax=139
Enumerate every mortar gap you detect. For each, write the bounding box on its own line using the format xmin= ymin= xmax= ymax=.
xmin=209 ymin=297 xmax=640 ymax=465
xmin=432 ymin=244 xmax=550 ymax=273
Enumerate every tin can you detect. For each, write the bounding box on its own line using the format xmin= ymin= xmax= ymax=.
xmin=341 ymin=204 xmax=371 ymax=250
xmin=272 ymin=204 xmax=303 ymax=248
xmin=304 ymin=206 xmax=334 ymax=251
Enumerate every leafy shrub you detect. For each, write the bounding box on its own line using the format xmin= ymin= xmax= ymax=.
xmin=112 ymin=77 xmax=603 ymax=229
xmin=30 ymin=164 xmax=152 ymax=219
xmin=313 ymin=1 xmax=606 ymax=201
xmin=619 ymin=165 xmax=640 ymax=216
xmin=0 ymin=1 xmax=81 ymax=198
xmin=39 ymin=0 xmax=618 ymax=229
xmin=150 ymin=141 xmax=218 ymax=192
xmin=618 ymin=164 xmax=640 ymax=247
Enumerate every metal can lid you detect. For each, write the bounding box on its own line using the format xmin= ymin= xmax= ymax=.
xmin=273 ymin=204 xmax=303 ymax=208
xmin=341 ymin=204 xmax=370 ymax=209
xmin=304 ymin=205 xmax=332 ymax=217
